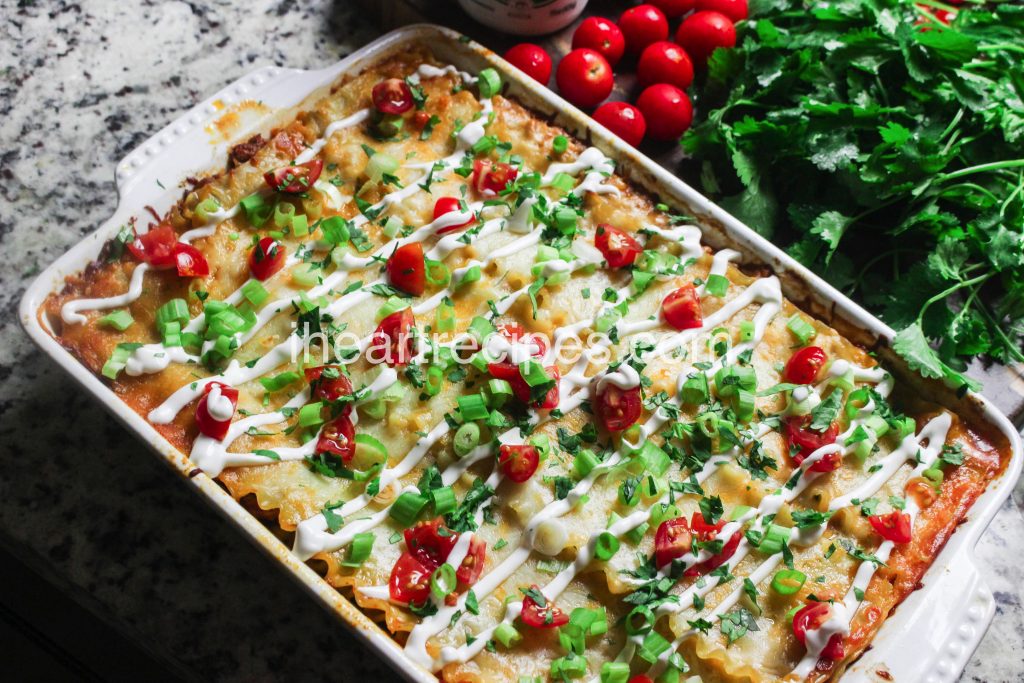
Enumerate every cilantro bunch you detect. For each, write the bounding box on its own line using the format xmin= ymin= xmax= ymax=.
xmin=682 ymin=0 xmax=1024 ymax=391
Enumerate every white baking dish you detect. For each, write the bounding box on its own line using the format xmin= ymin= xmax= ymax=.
xmin=20 ymin=24 xmax=1022 ymax=683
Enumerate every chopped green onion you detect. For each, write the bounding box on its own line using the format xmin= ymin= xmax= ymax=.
xmin=600 ymin=662 xmax=630 ymax=683
xmin=455 ymin=265 xmax=481 ymax=288
xmin=320 ymin=215 xmax=351 ymax=244
xmin=291 ymin=213 xmax=309 ymax=237
xmin=424 ymin=365 xmax=444 ymax=397
xmin=739 ymin=320 xmax=755 ymax=342
xmin=97 ymin=309 xmax=134 ymax=331
xmin=519 ymin=359 xmax=550 ymax=387
xmin=735 ymin=388 xmax=756 ymax=422
xmin=291 ymin=263 xmax=320 ymax=288
xmin=771 ymin=569 xmax=807 ymax=596
xmin=680 ymin=374 xmax=709 ymax=405
xmin=637 ymin=630 xmax=671 ymax=664
xmin=786 ymin=314 xmax=817 ymax=345
xmin=552 ymin=135 xmax=568 ymax=155
xmin=352 ymin=433 xmax=388 ymax=471
xmin=478 ymin=68 xmax=502 ymax=98
xmin=241 ymin=280 xmax=269 ymax=307
xmin=550 ymin=653 xmax=586 ymax=679
xmin=430 ymin=486 xmax=457 ymax=516
xmin=156 ymin=298 xmax=189 ymax=328
xmin=102 ymin=342 xmax=141 ymax=379
xmin=494 ymin=622 xmax=521 ymax=648
xmin=468 ymin=316 xmax=495 ymax=344
xmin=342 ymin=532 xmax=375 ymax=567
xmin=435 ymin=300 xmax=456 ymax=333
xmin=753 ymin=523 xmax=791 ymax=555
xmin=383 ymin=215 xmax=403 ymax=239
xmin=575 ymin=448 xmax=601 ymax=478
xmin=631 ymin=270 xmax=656 ymax=296
xmin=389 ymin=491 xmax=428 ymax=527
xmin=298 ymin=401 xmax=325 ymax=427
xmin=429 ymin=563 xmax=457 ymax=601
xmin=651 ymin=503 xmax=681 ymax=527
xmin=425 ymin=259 xmax=451 ymax=287
xmin=375 ymin=296 xmax=409 ymax=322
xmin=625 ymin=605 xmax=655 ymax=636
xmin=366 ymin=152 xmax=399 ymax=183
xmin=553 ymin=206 xmax=578 ymax=234
xmin=625 ymin=521 xmax=648 ymax=545
xmin=637 ymin=441 xmax=671 ymax=477
xmin=457 ymin=393 xmax=489 ymax=421
xmin=485 ymin=378 xmax=512 ymax=408
xmin=453 ymin=422 xmax=481 ymax=457
xmin=705 ymin=273 xmax=730 ymax=297
xmin=594 ymin=531 xmax=620 ymax=561
xmin=729 ymin=504 xmax=752 ymax=521
xmin=529 ymin=432 xmax=552 ymax=460
xmin=260 ymin=371 xmax=300 ymax=392
xmin=273 ymin=201 xmax=295 ymax=229
xmin=550 ymin=172 xmax=575 ymax=193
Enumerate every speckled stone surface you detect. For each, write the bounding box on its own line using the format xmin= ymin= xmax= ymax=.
xmin=0 ymin=1 xmax=1021 ymax=681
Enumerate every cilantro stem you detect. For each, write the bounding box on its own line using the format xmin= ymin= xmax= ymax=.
xmin=979 ymin=43 xmax=1024 ymax=56
xmin=976 ymin=301 xmax=1024 ymax=363
xmin=941 ymin=159 xmax=1024 ymax=181
xmin=917 ymin=271 xmax=994 ymax=325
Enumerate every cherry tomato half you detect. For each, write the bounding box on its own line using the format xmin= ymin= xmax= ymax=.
xmin=472 ymin=159 xmax=518 ymax=196
xmin=689 ymin=511 xmax=725 ymax=541
xmin=636 ymin=83 xmax=693 ymax=141
xmin=596 ymin=383 xmax=642 ymax=432
xmin=520 ymin=586 xmax=569 ymax=628
xmin=572 ymin=16 xmax=626 ymax=67
xmin=127 ymin=223 xmax=178 ymax=268
xmin=386 ymin=242 xmax=426 ymax=296
xmin=304 ymin=365 xmax=354 ymax=407
xmin=662 ymin=284 xmax=703 ymax=330
xmin=404 ymin=518 xmax=458 ymax=568
xmin=372 ymin=78 xmax=414 ymax=115
xmin=595 ymin=224 xmax=643 ymax=268
xmin=389 ymin=551 xmax=433 ymax=605
xmin=684 ymin=529 xmax=741 ymax=577
xmin=783 ymin=415 xmax=841 ymax=472
xmin=370 ymin=308 xmax=416 ymax=367
xmin=784 ymin=346 xmax=828 ymax=385
xmin=264 ymin=159 xmax=323 ymax=194
xmin=695 ymin=0 xmax=748 ymax=22
xmin=793 ymin=602 xmax=845 ymax=660
xmin=618 ymin=4 xmax=669 ymax=54
xmin=195 ymin=382 xmax=238 ymax=440
xmin=647 ymin=0 xmax=695 ymax=17
xmin=556 ymin=48 xmax=614 ymax=109
xmin=868 ymin=511 xmax=913 ymax=544
xmin=457 ymin=537 xmax=487 ymax=587
xmin=654 ymin=517 xmax=693 ymax=568
xmin=637 ymin=41 xmax=695 ymax=90
xmin=249 ymin=236 xmax=287 ymax=281
xmin=433 ymin=196 xmax=476 ymax=234
xmin=503 ymin=43 xmax=553 ymax=84
xmin=499 ymin=444 xmax=541 ymax=483
xmin=316 ymin=414 xmax=356 ymax=463
xmin=172 ymin=243 xmax=209 ymax=278
xmin=675 ymin=10 xmax=737 ymax=64
xmin=592 ymin=102 xmax=647 ymax=148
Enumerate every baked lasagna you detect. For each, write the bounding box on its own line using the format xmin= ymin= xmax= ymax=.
xmin=43 ymin=44 xmax=1011 ymax=683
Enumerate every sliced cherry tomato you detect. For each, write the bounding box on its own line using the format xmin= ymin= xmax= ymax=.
xmin=249 ymin=237 xmax=286 ymax=281
xmin=556 ymin=48 xmax=614 ymax=109
xmin=389 ymin=551 xmax=433 ymax=605
xmin=662 ymin=284 xmax=703 ymax=330
xmin=433 ymin=196 xmax=476 ymax=234
xmin=654 ymin=517 xmax=693 ymax=568
xmin=784 ymin=416 xmax=841 ymax=472
xmin=636 ymin=83 xmax=693 ymax=141
xmin=675 ymin=10 xmax=737 ymax=64
xmin=593 ymin=102 xmax=647 ymax=148
xmin=520 ymin=586 xmax=569 ymax=628
xmin=304 ymin=365 xmax=354 ymax=408
xmin=316 ymin=414 xmax=356 ymax=463
xmin=195 ymin=382 xmax=238 ymax=440
xmin=456 ymin=536 xmax=487 ymax=587
xmin=372 ymin=78 xmax=414 ymax=115
xmin=263 ymin=159 xmax=323 ymax=194
xmin=404 ymin=518 xmax=458 ymax=569
xmin=906 ymin=476 xmax=938 ymax=509
xmin=638 ymin=41 xmax=695 ymax=89
xmin=503 ymin=365 xmax=560 ymax=410
xmin=127 ymin=223 xmax=177 ymax=268
xmin=793 ymin=602 xmax=845 ymax=660
xmin=868 ymin=511 xmax=913 ymax=544
xmin=472 ymin=159 xmax=518 ymax=196
xmin=498 ymin=444 xmax=540 ymax=483
xmin=503 ymin=43 xmax=553 ymax=84
xmin=647 ymin=0 xmax=695 ymax=17
xmin=596 ymin=383 xmax=642 ymax=432
xmin=684 ymin=529 xmax=741 ymax=577
xmin=784 ymin=346 xmax=828 ymax=385
xmin=618 ymin=4 xmax=669 ymax=54
xmin=486 ymin=323 xmax=548 ymax=380
xmin=370 ymin=308 xmax=416 ymax=366
xmin=689 ymin=511 xmax=725 ymax=541
xmin=572 ymin=16 xmax=626 ymax=66
xmin=695 ymin=0 xmax=748 ymax=22
xmin=172 ymin=243 xmax=209 ymax=278
xmin=386 ymin=242 xmax=426 ymax=296
xmin=595 ymin=224 xmax=643 ymax=268
xmin=628 ymin=677 xmax=655 ymax=683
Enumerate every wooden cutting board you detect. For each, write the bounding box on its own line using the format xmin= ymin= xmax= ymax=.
xmin=358 ymin=0 xmax=1024 ymax=427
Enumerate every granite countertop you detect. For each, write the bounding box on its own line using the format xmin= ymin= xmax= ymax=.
xmin=0 ymin=1 xmax=1021 ymax=681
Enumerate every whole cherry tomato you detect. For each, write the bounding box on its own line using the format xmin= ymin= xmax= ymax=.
xmin=675 ymin=10 xmax=737 ymax=64
xmin=594 ymin=224 xmax=643 ymax=268
xmin=868 ymin=511 xmax=913 ymax=544
xmin=264 ymin=159 xmax=323 ymax=194
xmin=618 ymin=4 xmax=669 ymax=54
xmin=386 ymin=242 xmax=426 ymax=296
xmin=654 ymin=517 xmax=693 ymax=568
xmin=592 ymin=102 xmax=647 ymax=147
xmin=596 ymin=383 xmax=643 ymax=432
xmin=792 ymin=602 xmax=845 ymax=660
xmin=637 ymin=41 xmax=695 ymax=89
xmin=520 ymin=586 xmax=569 ymax=628
xmin=432 ymin=196 xmax=476 ymax=234
xmin=784 ymin=346 xmax=828 ymax=385
xmin=249 ymin=236 xmax=286 ymax=281
xmin=572 ymin=16 xmax=626 ymax=67
xmin=783 ymin=415 xmax=841 ymax=472
xmin=503 ymin=43 xmax=553 ymax=84
xmin=647 ymin=0 xmax=696 ymax=18
xmin=636 ymin=84 xmax=693 ymax=141
xmin=556 ymin=48 xmax=614 ymax=109
xmin=372 ymin=78 xmax=414 ymax=115
xmin=498 ymin=444 xmax=541 ymax=483
xmin=695 ymin=0 xmax=748 ymax=22
xmin=661 ymin=283 xmax=703 ymax=330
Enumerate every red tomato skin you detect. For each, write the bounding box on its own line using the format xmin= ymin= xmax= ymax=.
xmin=389 ymin=551 xmax=433 ymax=605
xmin=675 ymin=10 xmax=737 ymax=64
xmin=696 ymin=0 xmax=748 ymax=22
xmin=472 ymin=159 xmax=519 ymax=196
xmin=628 ymin=677 xmax=656 ymax=683
xmin=386 ymin=242 xmax=426 ymax=296
xmin=556 ymin=49 xmax=614 ymax=109
xmin=499 ymin=444 xmax=541 ymax=483
xmin=249 ymin=237 xmax=286 ymax=281
xmin=171 ymin=243 xmax=209 ymax=277
xmin=370 ymin=308 xmax=416 ymax=367
xmin=594 ymin=224 xmax=643 ymax=267
xmin=636 ymin=84 xmax=694 ymax=141
xmin=684 ymin=529 xmax=741 ymax=577
xmin=195 ymin=383 xmax=238 ymax=440
xmin=504 ymin=365 xmax=560 ymax=409
xmin=372 ymin=78 xmax=414 ymax=115
xmin=592 ymin=102 xmax=647 ymax=148
xmin=784 ymin=346 xmax=828 ymax=385
xmin=304 ymin=365 xmax=354 ymax=407
xmin=404 ymin=518 xmax=458 ymax=569
xmin=654 ymin=517 xmax=693 ymax=568
xmin=647 ymin=0 xmax=696 ymax=17
xmin=521 ymin=586 xmax=569 ymax=628
xmin=618 ymin=4 xmax=670 ymax=54
xmin=127 ymin=223 xmax=177 ymax=268
xmin=661 ymin=283 xmax=703 ymax=330
xmin=869 ymin=511 xmax=913 ymax=544
xmin=263 ymin=159 xmax=323 ymax=194
xmin=637 ymin=41 xmax=695 ymax=89
xmin=596 ymin=384 xmax=643 ymax=432
xmin=783 ymin=416 xmax=841 ymax=472
xmin=793 ymin=602 xmax=845 ymax=660
xmin=432 ymin=197 xmax=475 ymax=234
xmin=456 ymin=537 xmax=487 ymax=587
xmin=503 ymin=43 xmax=553 ymax=84
xmin=316 ymin=414 xmax=356 ymax=463
xmin=572 ymin=17 xmax=626 ymax=66
xmin=689 ymin=511 xmax=725 ymax=541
